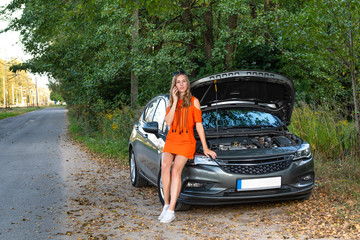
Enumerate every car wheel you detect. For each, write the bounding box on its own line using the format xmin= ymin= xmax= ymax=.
xmin=157 ymin=169 xmax=190 ymax=211
xmin=129 ymin=150 xmax=148 ymax=187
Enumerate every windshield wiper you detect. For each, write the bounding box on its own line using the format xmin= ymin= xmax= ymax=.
xmin=207 ymin=125 xmax=278 ymax=131
xmin=248 ymin=125 xmax=278 ymax=129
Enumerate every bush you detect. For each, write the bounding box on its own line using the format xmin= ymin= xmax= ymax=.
xmin=288 ymin=102 xmax=358 ymax=160
xmin=288 ymin=103 xmax=360 ymax=212
xmin=68 ymin=105 xmax=139 ymax=161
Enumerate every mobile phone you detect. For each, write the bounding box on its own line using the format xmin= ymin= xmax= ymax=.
xmin=174 ymin=87 xmax=179 ymax=97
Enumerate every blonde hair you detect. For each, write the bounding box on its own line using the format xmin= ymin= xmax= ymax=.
xmin=168 ymin=73 xmax=192 ymax=109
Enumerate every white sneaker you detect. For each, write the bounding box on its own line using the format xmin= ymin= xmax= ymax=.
xmin=160 ymin=210 xmax=176 ymax=223
xmin=158 ymin=204 xmax=169 ymax=220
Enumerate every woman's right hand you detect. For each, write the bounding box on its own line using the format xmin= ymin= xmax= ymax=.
xmin=172 ymin=87 xmax=178 ymax=102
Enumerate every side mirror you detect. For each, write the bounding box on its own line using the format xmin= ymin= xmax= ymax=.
xmin=143 ymin=121 xmax=159 ymax=136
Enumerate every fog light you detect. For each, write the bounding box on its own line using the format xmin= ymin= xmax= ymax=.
xmin=300 ymin=174 xmax=313 ymax=181
xmin=186 ymin=182 xmax=205 ymax=188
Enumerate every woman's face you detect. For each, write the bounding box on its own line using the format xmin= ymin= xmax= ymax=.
xmin=175 ymin=74 xmax=188 ymax=94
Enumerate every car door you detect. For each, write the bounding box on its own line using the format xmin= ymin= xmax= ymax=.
xmin=145 ymin=98 xmax=168 ymax=179
xmin=135 ymin=98 xmax=160 ymax=182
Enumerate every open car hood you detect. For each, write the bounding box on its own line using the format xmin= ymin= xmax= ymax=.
xmin=190 ymin=70 xmax=295 ymax=125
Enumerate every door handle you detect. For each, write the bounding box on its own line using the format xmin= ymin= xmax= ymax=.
xmin=144 ymin=134 xmax=148 ymax=138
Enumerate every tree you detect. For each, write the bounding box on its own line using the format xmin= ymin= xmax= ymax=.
xmin=270 ymin=0 xmax=360 ymax=148
xmin=50 ymin=91 xmax=63 ymax=103
xmin=6 ymin=0 xmax=351 ymax=122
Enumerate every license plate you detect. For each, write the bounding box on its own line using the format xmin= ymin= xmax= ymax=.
xmin=237 ymin=177 xmax=281 ymax=191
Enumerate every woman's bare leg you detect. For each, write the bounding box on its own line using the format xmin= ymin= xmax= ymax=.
xmin=168 ymin=155 xmax=188 ymax=211
xmin=161 ymin=152 xmax=175 ymax=205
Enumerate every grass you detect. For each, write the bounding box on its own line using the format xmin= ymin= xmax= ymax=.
xmin=288 ymin=103 xmax=360 ymax=215
xmin=0 ymin=105 xmax=65 ymax=120
xmin=315 ymin=154 xmax=360 ymax=209
xmin=67 ymin=107 xmax=136 ymax=165
xmin=70 ymin=129 xmax=129 ymax=163
xmin=0 ymin=107 xmax=42 ymax=120
xmin=288 ymin=102 xmax=357 ymax=158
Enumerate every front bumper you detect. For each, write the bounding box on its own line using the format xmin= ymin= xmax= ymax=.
xmin=179 ymin=157 xmax=314 ymax=205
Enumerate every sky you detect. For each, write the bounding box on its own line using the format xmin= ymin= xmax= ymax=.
xmin=0 ymin=0 xmax=49 ymax=87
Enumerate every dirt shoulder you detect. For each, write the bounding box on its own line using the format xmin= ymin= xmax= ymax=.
xmin=59 ymin=134 xmax=359 ymax=240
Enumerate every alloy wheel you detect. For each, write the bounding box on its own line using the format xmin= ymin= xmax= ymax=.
xmin=130 ymin=152 xmax=136 ymax=184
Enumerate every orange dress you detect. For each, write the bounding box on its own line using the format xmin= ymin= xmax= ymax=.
xmin=163 ymin=96 xmax=202 ymax=159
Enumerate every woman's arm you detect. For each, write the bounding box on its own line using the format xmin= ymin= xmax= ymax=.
xmin=165 ymin=87 xmax=178 ymax=126
xmin=194 ymin=98 xmax=217 ymax=159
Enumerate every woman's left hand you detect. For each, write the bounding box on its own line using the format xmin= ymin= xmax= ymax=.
xmin=203 ymin=147 xmax=217 ymax=159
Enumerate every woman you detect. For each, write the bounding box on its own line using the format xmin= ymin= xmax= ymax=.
xmin=159 ymin=72 xmax=217 ymax=223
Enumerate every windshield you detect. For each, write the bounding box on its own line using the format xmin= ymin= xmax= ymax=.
xmin=202 ymin=109 xmax=283 ymax=130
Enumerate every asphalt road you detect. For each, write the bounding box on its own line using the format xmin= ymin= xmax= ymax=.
xmin=0 ymin=107 xmax=69 ymax=240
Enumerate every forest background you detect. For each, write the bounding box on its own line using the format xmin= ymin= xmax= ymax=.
xmin=1 ymin=0 xmax=360 ymax=236
xmin=0 ymin=58 xmax=55 ymax=108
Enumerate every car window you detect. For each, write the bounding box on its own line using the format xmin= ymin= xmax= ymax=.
xmin=153 ymin=99 xmax=166 ymax=132
xmin=202 ymin=109 xmax=283 ymax=129
xmin=144 ymin=99 xmax=160 ymax=123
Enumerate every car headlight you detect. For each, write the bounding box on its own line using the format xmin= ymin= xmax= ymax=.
xmin=294 ymin=143 xmax=312 ymax=160
xmin=191 ymin=154 xmax=218 ymax=166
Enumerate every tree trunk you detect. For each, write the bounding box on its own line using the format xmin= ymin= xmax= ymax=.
xmin=4 ymin=62 xmax=8 ymax=108
xmin=4 ymin=62 xmax=9 ymax=108
xmin=131 ymin=9 xmax=139 ymax=108
xmin=181 ymin=0 xmax=193 ymax=55
xmin=181 ymin=0 xmax=198 ymax=77
xmin=350 ymin=68 xmax=360 ymax=140
xmin=202 ymin=3 xmax=214 ymax=65
xmin=264 ymin=0 xmax=270 ymax=11
xmin=348 ymin=29 xmax=360 ymax=151
xmin=347 ymin=4 xmax=360 ymax=152
xmin=250 ymin=0 xmax=257 ymax=19
xmin=225 ymin=14 xmax=238 ymax=70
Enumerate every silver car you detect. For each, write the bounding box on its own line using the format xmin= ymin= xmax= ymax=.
xmin=129 ymin=70 xmax=314 ymax=210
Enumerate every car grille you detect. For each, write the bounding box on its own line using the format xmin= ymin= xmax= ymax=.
xmin=218 ymin=156 xmax=293 ymax=175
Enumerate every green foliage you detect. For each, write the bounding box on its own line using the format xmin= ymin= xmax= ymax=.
xmin=235 ymin=43 xmax=281 ymax=71
xmin=288 ymin=103 xmax=359 ymax=204
xmin=1 ymin=0 xmax=292 ymax=110
xmin=288 ymin=103 xmax=358 ymax=159
xmin=2 ymin=0 xmax=358 ymax=109
xmin=269 ymin=0 xmax=360 ymax=109
xmin=2 ymin=0 xmax=359 ymax=148
xmin=49 ymin=91 xmax=63 ymax=102
xmin=68 ymin=105 xmax=138 ymax=160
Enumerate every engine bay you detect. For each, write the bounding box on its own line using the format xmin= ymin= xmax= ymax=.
xmin=198 ymin=133 xmax=301 ymax=152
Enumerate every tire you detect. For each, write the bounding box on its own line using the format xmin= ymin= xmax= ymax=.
xmin=129 ymin=150 xmax=148 ymax=187
xmin=157 ymin=169 xmax=191 ymax=211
